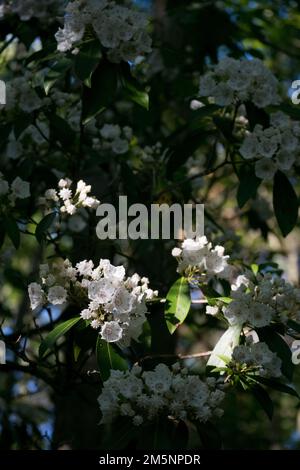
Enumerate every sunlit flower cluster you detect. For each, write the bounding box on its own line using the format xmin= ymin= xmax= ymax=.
xmin=28 ymin=258 xmax=158 ymax=347
xmin=240 ymin=111 xmax=300 ymax=180
xmin=172 ymin=236 xmax=231 ymax=282
xmin=98 ymin=363 xmax=225 ymax=426
xmin=206 ymin=272 xmax=300 ymax=327
xmin=199 ymin=57 xmax=281 ymax=108
xmin=39 ymin=178 xmax=99 ymax=215
xmin=55 ymin=0 xmax=152 ymax=63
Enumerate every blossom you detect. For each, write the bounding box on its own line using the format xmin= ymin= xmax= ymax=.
xmin=42 ymin=177 xmax=99 ymax=216
xmin=55 ymin=0 xmax=152 ymax=63
xmin=28 ymin=283 xmax=45 ymax=310
xmin=100 ymin=321 xmax=123 ymax=342
xmin=98 ymin=363 xmax=225 ymax=426
xmin=11 ymin=177 xmax=30 ymax=199
xmin=28 ymin=258 xmax=158 ymax=347
xmin=239 ymin=112 xmax=300 ymax=180
xmin=199 ymin=57 xmax=280 ymax=108
xmin=172 ymin=236 xmax=231 ymax=281
xmin=232 ymin=341 xmax=282 ymax=378
xmin=47 ymin=286 xmax=67 ymax=305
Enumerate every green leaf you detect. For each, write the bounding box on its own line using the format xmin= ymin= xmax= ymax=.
xmin=164 ymin=277 xmax=191 ymax=334
xmin=74 ymin=39 xmax=102 ymax=87
xmin=123 ymin=78 xmax=149 ymax=110
xmin=217 ymin=354 xmax=231 ymax=365
xmin=253 ymin=376 xmax=299 ymax=399
xmin=252 ymin=384 xmax=274 ymax=420
xmin=43 ymin=58 xmax=72 ymax=95
xmin=96 ymin=337 xmax=128 ymax=382
xmin=82 ymin=61 xmax=118 ymax=125
xmin=273 ymin=170 xmax=298 ymax=237
xmin=35 ymin=212 xmax=57 ymax=244
xmin=5 ymin=217 xmax=20 ymax=249
xmin=237 ymin=165 xmax=261 ymax=208
xmin=207 ymin=325 xmax=242 ymax=369
xmin=39 ymin=317 xmax=81 ymax=358
xmin=257 ymin=327 xmax=294 ymax=380
xmin=119 ymin=63 xmax=149 ymax=109
xmin=251 ymin=263 xmax=259 ymax=275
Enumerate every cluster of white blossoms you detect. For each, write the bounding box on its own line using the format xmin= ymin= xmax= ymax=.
xmin=0 ymin=0 xmax=62 ymax=21
xmin=231 ymin=341 xmax=282 ymax=378
xmin=93 ymin=124 xmax=132 ymax=155
xmin=55 ymin=0 xmax=152 ymax=63
xmin=3 ymin=74 xmax=45 ymax=113
xmin=199 ymin=57 xmax=281 ymax=108
xmin=98 ymin=363 xmax=225 ymax=426
xmin=172 ymin=236 xmax=231 ymax=282
xmin=28 ymin=258 xmax=158 ymax=347
xmin=39 ymin=178 xmax=99 ymax=215
xmin=0 ymin=173 xmax=30 ymax=206
xmin=207 ymin=272 xmax=300 ymax=328
xmin=240 ymin=111 xmax=300 ymax=180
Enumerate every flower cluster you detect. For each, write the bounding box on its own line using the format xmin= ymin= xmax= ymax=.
xmin=4 ymin=74 xmax=44 ymax=113
xmin=55 ymin=0 xmax=152 ymax=63
xmin=0 ymin=0 xmax=62 ymax=21
xmin=207 ymin=272 xmax=300 ymax=327
xmin=199 ymin=57 xmax=281 ymax=108
xmin=98 ymin=363 xmax=225 ymax=426
xmin=28 ymin=258 xmax=158 ymax=347
xmin=39 ymin=178 xmax=99 ymax=215
xmin=93 ymin=123 xmax=132 ymax=154
xmin=231 ymin=341 xmax=282 ymax=378
xmin=172 ymin=236 xmax=231 ymax=282
xmin=240 ymin=111 xmax=300 ymax=180
xmin=0 ymin=173 xmax=30 ymax=208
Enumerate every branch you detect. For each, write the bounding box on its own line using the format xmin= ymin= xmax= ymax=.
xmin=135 ymin=350 xmax=212 ymax=365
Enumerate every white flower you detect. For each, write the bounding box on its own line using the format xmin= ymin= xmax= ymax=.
xmin=45 ymin=189 xmax=59 ymax=201
xmin=0 ymin=179 xmax=9 ymax=196
xmin=255 ymin=158 xmax=277 ymax=180
xmin=76 ymin=260 xmax=94 ymax=277
xmin=80 ymin=308 xmax=93 ymax=320
xmin=88 ymin=279 xmax=116 ymax=304
xmin=100 ymin=124 xmax=121 ymax=140
xmin=58 ymin=178 xmax=71 ymax=188
xmin=240 ymin=134 xmax=259 ymax=160
xmin=132 ymin=415 xmax=143 ymax=426
xmin=100 ymin=321 xmax=123 ymax=342
xmin=171 ymin=247 xmax=182 ymax=257
xmin=47 ymin=286 xmax=67 ymax=305
xmin=206 ymin=305 xmax=219 ymax=316
xmin=11 ymin=177 xmax=30 ymax=199
xmin=59 ymin=188 xmax=72 ymax=200
xmin=28 ymin=283 xmax=45 ymax=310
xmin=111 ymin=138 xmax=129 ymax=154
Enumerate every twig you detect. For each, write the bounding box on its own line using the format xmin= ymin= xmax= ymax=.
xmin=135 ymin=350 xmax=212 ymax=365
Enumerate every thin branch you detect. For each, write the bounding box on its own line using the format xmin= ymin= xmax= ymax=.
xmin=135 ymin=350 xmax=212 ymax=365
